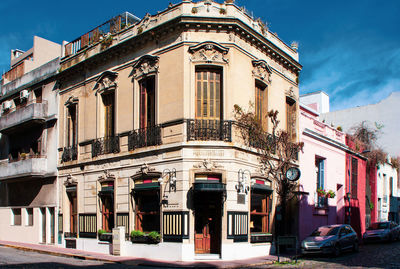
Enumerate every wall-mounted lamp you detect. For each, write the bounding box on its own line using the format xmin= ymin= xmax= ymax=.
xmin=158 ymin=168 xmax=177 ymax=190
xmin=236 ymin=169 xmax=251 ymax=195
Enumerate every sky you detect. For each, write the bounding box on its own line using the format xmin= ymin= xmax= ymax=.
xmin=0 ymin=0 xmax=399 ymax=111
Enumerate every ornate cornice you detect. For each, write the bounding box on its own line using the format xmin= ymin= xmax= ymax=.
xmin=64 ymin=174 xmax=78 ymax=186
xmin=188 ymin=41 xmax=229 ymax=64
xmin=98 ymin=170 xmax=115 ymax=183
xmin=64 ymin=96 xmax=79 ymax=107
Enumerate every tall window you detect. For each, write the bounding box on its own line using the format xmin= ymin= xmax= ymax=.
xmin=139 ymin=76 xmax=155 ymax=129
xmin=67 ymin=104 xmax=77 ymax=147
xmin=351 ymin=157 xmax=358 ymax=199
xmin=135 ymin=190 xmax=160 ymax=232
xmin=250 ymin=193 xmax=271 ymax=234
xmin=255 ymin=83 xmax=266 ymax=125
xmin=26 ymin=208 xmax=33 ymax=226
xmin=34 ymin=88 xmax=42 ymax=103
xmin=12 ymin=208 xmax=21 ymax=226
xmin=316 ymin=157 xmax=326 ymax=207
xmin=195 ymin=69 xmax=221 ymax=120
xmin=286 ymin=97 xmax=296 ymax=140
xmin=102 ymin=92 xmax=115 ymax=138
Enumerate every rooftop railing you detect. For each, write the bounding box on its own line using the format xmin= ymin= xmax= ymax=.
xmin=64 ymin=12 xmax=139 ymax=57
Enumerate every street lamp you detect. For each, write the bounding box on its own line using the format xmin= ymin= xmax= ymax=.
xmin=236 ymin=169 xmax=253 ymax=194
xmin=158 ymin=168 xmax=177 ymax=190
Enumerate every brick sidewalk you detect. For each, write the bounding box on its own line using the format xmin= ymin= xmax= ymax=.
xmin=0 ymin=240 xmax=278 ymax=268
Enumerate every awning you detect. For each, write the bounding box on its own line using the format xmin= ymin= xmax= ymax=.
xmin=98 ymin=186 xmax=114 ymax=196
xmin=251 ymin=184 xmax=273 ymax=194
xmin=193 ymin=182 xmax=225 ymax=192
xmin=132 ymin=182 xmax=160 ymax=192
xmin=66 ymin=186 xmax=77 ymax=193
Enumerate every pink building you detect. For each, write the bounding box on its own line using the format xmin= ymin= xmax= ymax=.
xmin=298 ymin=104 xmax=347 ymax=241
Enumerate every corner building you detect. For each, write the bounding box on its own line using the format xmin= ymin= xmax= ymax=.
xmin=57 ymin=1 xmax=301 ymax=260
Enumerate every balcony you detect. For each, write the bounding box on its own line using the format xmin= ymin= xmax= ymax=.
xmin=0 ymin=156 xmax=51 ymax=180
xmin=61 ymin=145 xmax=78 ymax=162
xmin=0 ymin=100 xmax=48 ymax=133
xmin=128 ymin=125 xmax=162 ymax=151
xmin=187 ymin=119 xmax=232 ymax=142
xmin=92 ymin=136 xmax=120 ymax=157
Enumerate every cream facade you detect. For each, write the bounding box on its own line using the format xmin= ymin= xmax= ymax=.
xmin=57 ymin=1 xmax=301 ymax=260
xmin=0 ymin=37 xmax=61 ymax=244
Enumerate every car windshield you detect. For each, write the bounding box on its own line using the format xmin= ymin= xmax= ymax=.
xmin=368 ymin=223 xmax=389 ymax=230
xmin=310 ymin=226 xmax=340 ymax=236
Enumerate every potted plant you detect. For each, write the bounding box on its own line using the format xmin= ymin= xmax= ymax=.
xmin=147 ymin=231 xmax=161 ymax=244
xmin=326 ymin=190 xmax=336 ymax=199
xmin=98 ymin=229 xmax=112 ymax=243
xmin=130 ymin=230 xmax=147 ymax=243
xmin=317 ymin=188 xmax=326 ymax=197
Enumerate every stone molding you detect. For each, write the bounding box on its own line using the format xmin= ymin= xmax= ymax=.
xmin=132 ymin=55 xmax=159 ymax=80
xmin=188 ymin=41 xmax=229 ymax=64
xmin=93 ymin=71 xmax=118 ymax=95
xmin=252 ymin=59 xmax=272 ymax=83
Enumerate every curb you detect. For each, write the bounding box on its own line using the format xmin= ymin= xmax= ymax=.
xmin=0 ymin=243 xmax=120 ymax=264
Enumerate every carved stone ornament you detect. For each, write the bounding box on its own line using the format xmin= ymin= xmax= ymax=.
xmin=285 ymin=86 xmax=297 ymax=100
xmin=64 ymin=174 xmax=77 ymax=186
xmin=193 ymin=159 xmax=223 ymax=171
xmin=98 ymin=170 xmax=115 ymax=183
xmin=130 ymin=163 xmax=161 ymax=181
xmin=252 ymin=60 xmax=272 ymax=83
xmin=188 ymin=41 xmax=229 ymax=64
xmin=93 ymin=71 xmax=118 ymax=95
xmin=64 ymin=96 xmax=78 ymax=107
xmin=132 ymin=55 xmax=159 ymax=79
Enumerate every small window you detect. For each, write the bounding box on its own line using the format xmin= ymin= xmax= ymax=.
xmin=26 ymin=208 xmax=33 ymax=226
xmin=12 ymin=208 xmax=21 ymax=226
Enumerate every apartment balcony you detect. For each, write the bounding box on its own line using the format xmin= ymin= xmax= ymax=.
xmin=128 ymin=125 xmax=162 ymax=150
xmin=0 ymin=100 xmax=48 ymax=133
xmin=61 ymin=145 xmax=78 ymax=162
xmin=0 ymin=156 xmax=52 ymax=180
xmin=92 ymin=136 xmax=120 ymax=157
xmin=187 ymin=119 xmax=232 ymax=142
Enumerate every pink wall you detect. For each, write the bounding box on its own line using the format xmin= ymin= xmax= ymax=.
xmin=298 ymin=105 xmax=346 ymax=241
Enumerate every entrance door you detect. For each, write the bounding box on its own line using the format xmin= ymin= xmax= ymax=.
xmin=194 ymin=192 xmax=222 ymax=254
xmin=68 ymin=193 xmax=77 ymax=235
xmin=49 ymin=208 xmax=55 ymax=244
xmin=40 ymin=208 xmax=46 ymax=243
xmin=102 ymin=195 xmax=114 ymax=232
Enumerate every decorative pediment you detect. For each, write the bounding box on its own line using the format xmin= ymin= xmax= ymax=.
xmin=131 ymin=163 xmax=161 ymax=181
xmin=93 ymin=71 xmax=118 ymax=95
xmin=64 ymin=174 xmax=78 ymax=186
xmin=98 ymin=170 xmax=115 ymax=183
xmin=252 ymin=60 xmax=272 ymax=83
xmin=285 ymin=86 xmax=297 ymax=101
xmin=64 ymin=96 xmax=78 ymax=107
xmin=132 ymin=55 xmax=159 ymax=79
xmin=193 ymin=159 xmax=223 ymax=171
xmin=188 ymin=41 xmax=229 ymax=64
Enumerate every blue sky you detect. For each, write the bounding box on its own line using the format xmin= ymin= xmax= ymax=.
xmin=1 ymin=0 xmax=399 ymax=111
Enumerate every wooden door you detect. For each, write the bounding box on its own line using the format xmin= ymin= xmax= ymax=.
xmin=102 ymin=196 xmax=114 ymax=232
xmin=70 ymin=195 xmax=77 ymax=234
xmin=49 ymin=208 xmax=55 ymax=244
xmin=195 ymin=215 xmax=211 ymax=254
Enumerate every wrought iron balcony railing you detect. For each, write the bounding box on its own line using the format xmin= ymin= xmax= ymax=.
xmin=187 ymin=119 xmax=232 ymax=142
xmin=61 ymin=145 xmax=78 ymax=162
xmin=92 ymin=136 xmax=120 ymax=157
xmin=128 ymin=125 xmax=162 ymax=151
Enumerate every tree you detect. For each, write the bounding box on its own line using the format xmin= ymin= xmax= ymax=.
xmin=234 ymin=105 xmax=303 ymax=235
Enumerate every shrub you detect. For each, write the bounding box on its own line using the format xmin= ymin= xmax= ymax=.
xmin=130 ymin=230 xmax=145 ymax=237
xmin=98 ymin=229 xmax=106 ymax=235
xmin=148 ymin=231 xmax=160 ymax=240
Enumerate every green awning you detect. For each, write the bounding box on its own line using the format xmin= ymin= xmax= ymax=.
xmin=132 ymin=182 xmax=160 ymax=191
xmin=98 ymin=186 xmax=114 ymax=196
xmin=193 ymin=182 xmax=225 ymax=192
xmin=251 ymin=184 xmax=273 ymax=194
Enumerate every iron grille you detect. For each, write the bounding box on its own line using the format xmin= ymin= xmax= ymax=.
xmin=128 ymin=125 xmax=162 ymax=151
xmin=187 ymin=119 xmax=232 ymax=142
xmin=61 ymin=145 xmax=78 ymax=162
xmin=92 ymin=136 xmax=120 ymax=157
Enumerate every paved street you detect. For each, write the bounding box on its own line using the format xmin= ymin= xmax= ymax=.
xmin=1 ymin=241 xmax=400 ymax=268
xmin=256 ymin=241 xmax=400 ymax=269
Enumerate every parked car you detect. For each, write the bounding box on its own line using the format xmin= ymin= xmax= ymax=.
xmin=363 ymin=221 xmax=400 ymax=243
xmin=301 ymin=224 xmax=359 ymax=256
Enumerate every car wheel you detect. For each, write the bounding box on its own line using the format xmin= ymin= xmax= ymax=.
xmin=333 ymin=245 xmax=341 ymax=257
xmin=353 ymin=241 xmax=359 ymax=252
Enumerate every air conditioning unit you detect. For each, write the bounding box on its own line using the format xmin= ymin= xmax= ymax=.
xmin=20 ymin=89 xmax=30 ymax=100
xmin=2 ymin=100 xmax=12 ymax=111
